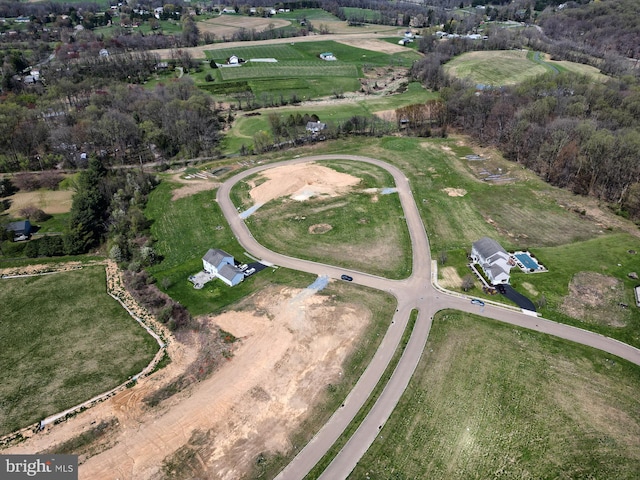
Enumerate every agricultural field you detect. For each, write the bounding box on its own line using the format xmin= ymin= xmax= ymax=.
xmin=0 ymin=267 xmax=158 ymax=435
xmin=235 ymin=160 xmax=412 ymax=279
xmin=352 ymin=311 xmax=640 ymax=479
xmin=201 ymin=41 xmax=421 ymax=101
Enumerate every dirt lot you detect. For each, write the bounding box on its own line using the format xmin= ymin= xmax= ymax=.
xmin=4 ymin=272 xmax=369 ymax=480
xmin=561 ymin=272 xmax=631 ymax=327
xmin=248 ymin=163 xmax=361 ymax=204
xmin=198 ymin=15 xmax=291 ymax=39
xmin=168 ymin=172 xmax=221 ymax=201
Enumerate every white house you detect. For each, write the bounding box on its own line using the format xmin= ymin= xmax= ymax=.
xmin=228 ymin=55 xmax=239 ymax=64
xmin=470 ymin=237 xmax=513 ymax=284
xmin=320 ymin=52 xmax=336 ymax=61
xmin=202 ymin=248 xmax=244 ymax=286
xmin=306 ymin=121 xmax=326 ymax=133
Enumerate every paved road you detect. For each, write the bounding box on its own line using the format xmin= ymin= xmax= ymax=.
xmin=217 ymin=155 xmax=640 ymax=480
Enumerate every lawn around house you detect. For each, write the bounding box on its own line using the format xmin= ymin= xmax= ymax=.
xmin=0 ymin=267 xmax=158 ymax=436
xmin=352 ymin=311 xmax=640 ymax=479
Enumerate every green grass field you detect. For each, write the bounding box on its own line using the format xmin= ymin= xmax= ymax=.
xmin=239 ymin=136 xmax=640 ymax=349
xmin=201 ymin=41 xmax=421 ymax=101
xmin=145 ymin=181 xmax=327 ymax=316
xmin=352 ymin=311 xmax=640 ymax=479
xmin=444 ymin=50 xmax=607 ymax=86
xmin=444 ymin=50 xmax=548 ymax=86
xmin=238 ymin=160 xmax=412 ymax=278
xmin=0 ymin=267 xmax=158 ymax=435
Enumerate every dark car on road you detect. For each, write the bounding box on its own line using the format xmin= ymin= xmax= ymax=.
xmin=470 ymin=298 xmax=485 ymax=306
xmin=341 ymin=274 xmax=353 ymax=281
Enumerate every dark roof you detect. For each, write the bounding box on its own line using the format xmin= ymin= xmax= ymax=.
xmin=472 ymin=237 xmax=506 ymax=259
xmin=306 ymin=121 xmax=326 ymax=131
xmin=202 ymin=248 xmax=233 ymax=268
xmin=6 ymin=220 xmax=31 ymax=234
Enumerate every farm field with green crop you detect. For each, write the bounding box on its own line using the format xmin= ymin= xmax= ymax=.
xmin=352 ymin=311 xmax=640 ymax=479
xmin=201 ymin=41 xmax=421 ymax=101
xmin=0 ymin=267 xmax=158 ymax=435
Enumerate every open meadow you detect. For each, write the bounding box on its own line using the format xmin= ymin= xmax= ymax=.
xmin=443 ymin=49 xmax=607 ymax=86
xmin=234 ymin=136 xmax=640 ymax=349
xmin=0 ymin=267 xmax=158 ymax=435
xmin=352 ymin=311 xmax=640 ymax=479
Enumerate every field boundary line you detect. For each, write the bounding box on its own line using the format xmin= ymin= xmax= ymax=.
xmin=0 ymin=261 xmax=169 ymax=448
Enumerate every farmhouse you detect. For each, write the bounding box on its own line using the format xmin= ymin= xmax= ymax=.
xmin=320 ymin=52 xmax=336 ymax=61
xmin=228 ymin=55 xmax=240 ymax=65
xmin=5 ymin=220 xmax=32 ymax=241
xmin=306 ymin=121 xmax=327 ymax=134
xmin=202 ymin=248 xmax=244 ymax=286
xmin=470 ymin=237 xmax=513 ymax=284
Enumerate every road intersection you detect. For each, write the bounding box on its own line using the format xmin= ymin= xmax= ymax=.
xmin=217 ymin=155 xmax=640 ymax=480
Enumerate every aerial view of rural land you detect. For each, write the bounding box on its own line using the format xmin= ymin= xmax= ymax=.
xmin=1 ymin=0 xmax=639 ymax=478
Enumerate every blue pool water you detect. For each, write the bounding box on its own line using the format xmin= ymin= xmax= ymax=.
xmin=515 ymin=253 xmax=539 ymax=270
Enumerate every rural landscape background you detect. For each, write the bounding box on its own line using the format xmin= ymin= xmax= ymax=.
xmin=1 ymin=0 xmax=640 ymax=478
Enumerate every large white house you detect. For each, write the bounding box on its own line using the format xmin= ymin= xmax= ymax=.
xmin=202 ymin=248 xmax=244 ymax=286
xmin=470 ymin=237 xmax=513 ymax=284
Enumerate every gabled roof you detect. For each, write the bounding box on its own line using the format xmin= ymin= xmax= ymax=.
xmin=306 ymin=121 xmax=326 ymax=131
xmin=473 ymin=237 xmax=506 ymax=260
xmin=6 ymin=220 xmax=31 ymax=233
xmin=218 ymin=263 xmax=243 ymax=282
xmin=203 ymin=248 xmax=233 ymax=268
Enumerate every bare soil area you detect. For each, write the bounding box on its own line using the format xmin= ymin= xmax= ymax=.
xmin=249 ymin=163 xmax=361 ymax=204
xmin=561 ymin=272 xmax=630 ymax=327
xmin=309 ymin=223 xmax=333 ymax=234
xmin=335 ymin=38 xmax=408 ymax=54
xmin=4 ymin=285 xmax=370 ymax=480
xmin=198 ymin=15 xmax=290 ymax=39
xmin=168 ymin=173 xmax=221 ymax=201
xmin=6 ymin=190 xmax=73 ymax=215
xmin=442 ymin=187 xmax=467 ymax=197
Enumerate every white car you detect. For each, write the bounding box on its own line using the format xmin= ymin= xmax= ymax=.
xmin=244 ymin=268 xmax=256 ymax=276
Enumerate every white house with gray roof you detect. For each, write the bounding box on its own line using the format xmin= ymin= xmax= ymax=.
xmin=202 ymin=248 xmax=244 ymax=286
xmin=470 ymin=237 xmax=513 ymax=284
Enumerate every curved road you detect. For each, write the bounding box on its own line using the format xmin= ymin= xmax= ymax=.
xmin=217 ymin=155 xmax=640 ymax=480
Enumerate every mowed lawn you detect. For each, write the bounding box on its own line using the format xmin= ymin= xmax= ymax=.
xmin=352 ymin=311 xmax=640 ymax=479
xmin=239 ymin=160 xmax=412 ymax=279
xmin=444 ymin=50 xmax=548 ymax=86
xmin=145 ymin=181 xmax=321 ymax=316
xmin=0 ymin=267 xmax=158 ymax=435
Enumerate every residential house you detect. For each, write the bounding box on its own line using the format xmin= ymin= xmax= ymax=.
xmin=306 ymin=121 xmax=326 ymax=134
xmin=319 ymin=52 xmax=336 ymax=61
xmin=228 ymin=55 xmax=239 ymax=64
xmin=202 ymin=248 xmax=244 ymax=286
xmin=470 ymin=237 xmax=513 ymax=284
xmin=6 ymin=220 xmax=32 ymax=241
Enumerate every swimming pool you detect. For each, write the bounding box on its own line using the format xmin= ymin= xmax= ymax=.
xmin=514 ymin=252 xmax=540 ymax=270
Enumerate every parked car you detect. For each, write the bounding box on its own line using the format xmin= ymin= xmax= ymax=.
xmin=239 ymin=264 xmax=248 ymax=271
xmin=471 ymin=299 xmax=485 ymax=306
xmin=244 ymin=268 xmax=256 ymax=276
xmin=340 ymin=274 xmax=353 ymax=281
